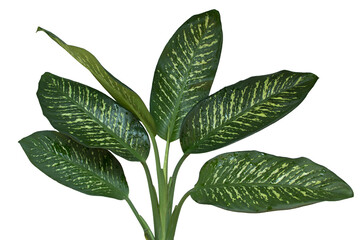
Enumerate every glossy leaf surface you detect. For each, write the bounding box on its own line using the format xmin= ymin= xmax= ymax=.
xmin=191 ymin=151 xmax=353 ymax=212
xmin=180 ymin=70 xmax=318 ymax=153
xmin=37 ymin=27 xmax=157 ymax=136
xmin=150 ymin=10 xmax=222 ymax=141
xmin=19 ymin=131 xmax=129 ymax=200
xmin=37 ymin=72 xmax=150 ymax=162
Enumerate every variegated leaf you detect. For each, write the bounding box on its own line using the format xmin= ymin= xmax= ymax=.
xmin=191 ymin=151 xmax=353 ymax=213
xmin=37 ymin=72 xmax=150 ymax=162
xmin=180 ymin=70 xmax=318 ymax=154
xmin=150 ymin=10 xmax=222 ymax=141
xmin=19 ymin=131 xmax=129 ymax=200
xmin=37 ymin=27 xmax=157 ymax=136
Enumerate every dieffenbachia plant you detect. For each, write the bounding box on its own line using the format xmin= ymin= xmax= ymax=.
xmin=19 ymin=10 xmax=353 ymax=240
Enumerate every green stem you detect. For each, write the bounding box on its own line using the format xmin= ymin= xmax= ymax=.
xmin=177 ymin=189 xmax=192 ymax=212
xmin=163 ymin=140 xmax=171 ymax=182
xmin=141 ymin=161 xmax=161 ymax=238
xmin=150 ymin=134 xmax=163 ymax=184
xmin=150 ymin=134 xmax=167 ymax=239
xmin=167 ymin=153 xmax=190 ymax=223
xmin=166 ymin=189 xmax=192 ymax=239
xmin=125 ymin=196 xmax=155 ymax=240
xmin=162 ymin=138 xmax=172 ymax=238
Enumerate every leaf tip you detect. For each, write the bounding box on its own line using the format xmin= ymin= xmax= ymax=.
xmin=306 ymin=72 xmax=319 ymax=82
xmin=41 ymin=72 xmax=52 ymax=78
xmin=204 ymin=9 xmax=221 ymax=21
xmin=38 ymin=72 xmax=53 ymax=88
xmin=340 ymin=183 xmax=354 ymax=200
xmin=281 ymin=70 xmax=319 ymax=86
xmin=208 ymin=9 xmax=220 ymax=15
xmin=18 ymin=137 xmax=25 ymax=147
xmin=18 ymin=135 xmax=32 ymax=157
xmin=36 ymin=26 xmax=44 ymax=33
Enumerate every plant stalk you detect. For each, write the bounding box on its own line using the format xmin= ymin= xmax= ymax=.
xmin=168 ymin=153 xmax=190 ymax=215
xmin=150 ymin=134 xmax=168 ymax=240
xmin=166 ymin=190 xmax=192 ymax=239
xmin=141 ymin=161 xmax=161 ymax=238
xmin=163 ymin=140 xmax=171 ymax=181
xmin=125 ymin=197 xmax=155 ymax=240
xmin=162 ymin=137 xmax=172 ymax=239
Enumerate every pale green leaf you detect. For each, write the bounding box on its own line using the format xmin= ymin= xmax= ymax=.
xmin=37 ymin=27 xmax=157 ymax=136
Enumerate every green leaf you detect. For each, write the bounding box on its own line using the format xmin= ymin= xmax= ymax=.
xmin=19 ymin=131 xmax=129 ymax=200
xmin=150 ymin=9 xmax=223 ymax=141
xmin=191 ymin=151 xmax=353 ymax=213
xmin=37 ymin=72 xmax=150 ymax=162
xmin=180 ymin=70 xmax=318 ymax=154
xmin=37 ymin=27 xmax=157 ymax=136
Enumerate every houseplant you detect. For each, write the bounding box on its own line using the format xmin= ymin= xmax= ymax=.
xmin=19 ymin=9 xmax=353 ymax=240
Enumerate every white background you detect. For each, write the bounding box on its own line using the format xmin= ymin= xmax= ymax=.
xmin=1 ymin=0 xmax=360 ymax=239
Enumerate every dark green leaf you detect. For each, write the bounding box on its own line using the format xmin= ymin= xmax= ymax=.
xmin=191 ymin=151 xmax=353 ymax=213
xmin=180 ymin=70 xmax=318 ymax=154
xmin=37 ymin=72 xmax=150 ymax=162
xmin=37 ymin=27 xmax=157 ymax=136
xmin=150 ymin=9 xmax=222 ymax=141
xmin=19 ymin=131 xmax=129 ymax=200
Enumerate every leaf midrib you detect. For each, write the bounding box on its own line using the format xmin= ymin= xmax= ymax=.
xmin=38 ymin=136 xmax=127 ymax=199
xmin=166 ymin=19 xmax=216 ymax=141
xmin=48 ymin=79 xmax=144 ymax=161
xmin=186 ymin=76 xmax=311 ymax=153
xmin=192 ymin=181 xmax=330 ymax=194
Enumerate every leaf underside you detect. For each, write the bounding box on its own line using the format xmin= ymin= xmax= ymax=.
xmin=150 ymin=9 xmax=223 ymax=141
xmin=19 ymin=131 xmax=129 ymax=200
xmin=191 ymin=151 xmax=353 ymax=213
xmin=180 ymin=70 xmax=318 ymax=154
xmin=37 ymin=27 xmax=157 ymax=136
xmin=37 ymin=72 xmax=150 ymax=162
